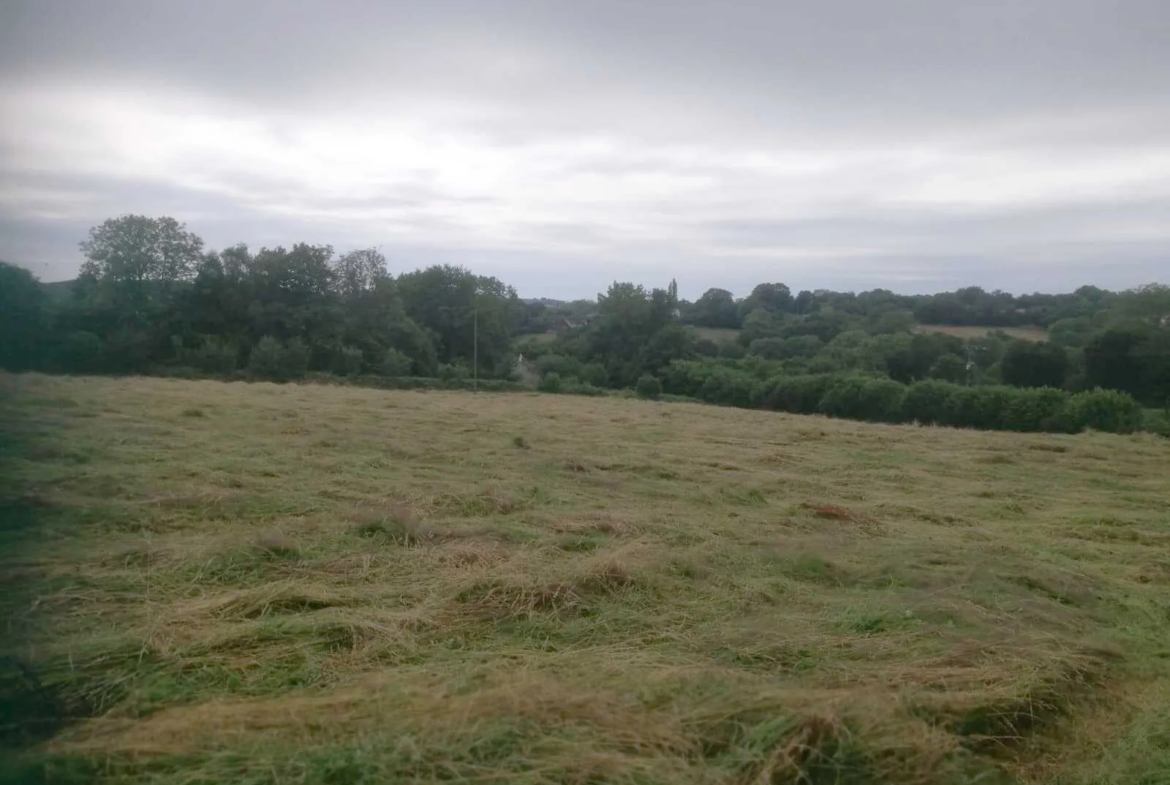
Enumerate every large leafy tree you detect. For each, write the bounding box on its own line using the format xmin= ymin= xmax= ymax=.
xmin=79 ymin=215 xmax=204 ymax=296
xmin=740 ymin=282 xmax=793 ymax=317
xmin=689 ymin=288 xmax=740 ymax=329
xmin=396 ymin=265 xmax=520 ymax=375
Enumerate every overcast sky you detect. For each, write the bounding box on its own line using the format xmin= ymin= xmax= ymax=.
xmin=2 ymin=0 xmax=1168 ymax=298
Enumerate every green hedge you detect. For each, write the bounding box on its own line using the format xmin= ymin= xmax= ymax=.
xmin=659 ymin=364 xmax=1145 ymax=435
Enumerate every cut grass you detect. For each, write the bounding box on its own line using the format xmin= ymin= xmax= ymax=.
xmin=1 ymin=372 xmax=1169 ymax=783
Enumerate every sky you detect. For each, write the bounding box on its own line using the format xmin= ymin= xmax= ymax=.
xmin=1 ymin=0 xmax=1169 ymax=299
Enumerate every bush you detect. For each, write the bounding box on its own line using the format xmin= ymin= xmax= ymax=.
xmin=336 ymin=345 xmax=365 ymax=377
xmin=698 ymin=369 xmax=756 ymax=408
xmin=764 ymin=374 xmax=836 ymax=415
xmin=181 ymin=337 xmax=238 ymax=374
xmin=578 ymin=362 xmax=609 ymax=388
xmin=818 ymin=376 xmax=907 ymax=423
xmin=438 ymin=361 xmax=471 ymax=381
xmin=535 ymin=353 xmax=582 ymax=379
xmin=940 ymin=385 xmax=1016 ymax=430
xmin=635 ymin=374 xmax=663 ymax=400
xmin=538 ymin=372 xmax=563 ymax=393
xmin=1065 ymin=389 xmax=1145 ymax=434
xmin=378 ymin=348 xmax=413 ymax=377
xmin=248 ymin=336 xmax=309 ymax=381
xmin=661 ymin=360 xmax=716 ymax=398
xmin=902 ymin=380 xmax=958 ymax=425
xmin=283 ymin=337 xmax=310 ymax=380
xmin=58 ymin=331 xmax=105 ymax=373
xmin=1001 ymin=387 xmax=1073 ymax=433
xmin=247 ymin=336 xmax=284 ymax=380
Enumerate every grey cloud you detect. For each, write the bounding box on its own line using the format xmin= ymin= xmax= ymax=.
xmin=1 ymin=0 xmax=1169 ymax=293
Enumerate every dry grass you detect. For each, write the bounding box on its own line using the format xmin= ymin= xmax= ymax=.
xmin=1 ymin=372 xmax=1168 ymax=784
xmin=914 ymin=324 xmax=1051 ymax=342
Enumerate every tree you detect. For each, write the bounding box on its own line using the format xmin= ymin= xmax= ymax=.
xmin=1001 ymin=341 xmax=1069 ymax=389
xmin=79 ymin=215 xmax=204 ymax=295
xmin=741 ymin=283 xmax=793 ymax=316
xmin=689 ymin=288 xmax=740 ymax=328
xmin=0 ymin=262 xmax=48 ymax=371
xmin=332 ymin=248 xmax=389 ymax=299
xmin=396 ymin=265 xmax=520 ymax=376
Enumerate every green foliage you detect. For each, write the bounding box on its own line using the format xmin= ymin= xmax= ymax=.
xmin=763 ymin=374 xmax=836 ymax=415
xmin=635 ymin=374 xmax=662 ymax=400
xmin=378 ymin=348 xmax=413 ymax=377
xmin=818 ymin=376 xmax=907 ymax=423
xmin=537 ymin=372 xmax=563 ymax=394
xmin=687 ymin=287 xmax=740 ymax=328
xmin=902 ymin=380 xmax=958 ymax=425
xmin=1065 ymin=389 xmax=1146 ymax=434
xmin=0 ymin=262 xmax=48 ymax=371
xmin=58 ymin=331 xmax=105 ymax=374
xmin=928 ymin=353 xmax=967 ymax=384
xmin=180 ymin=337 xmax=238 ymax=375
xmin=248 ymin=336 xmax=309 ymax=381
xmin=1001 ymin=341 xmax=1069 ymax=389
xmin=335 ymin=345 xmax=365 ymax=377
xmin=10 ymin=213 xmax=1170 ymax=434
xmin=1000 ymin=387 xmax=1073 ymax=433
xmin=941 ymin=385 xmax=1016 ymax=431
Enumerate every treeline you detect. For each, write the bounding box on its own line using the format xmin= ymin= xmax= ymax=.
xmin=658 ymin=368 xmax=1146 ymax=435
xmin=1 ymin=214 xmax=1168 ymax=436
xmin=521 ymin=281 xmax=1170 ymax=414
xmin=1 ymin=215 xmax=523 ymax=382
xmin=676 ymin=282 xmax=1117 ymax=331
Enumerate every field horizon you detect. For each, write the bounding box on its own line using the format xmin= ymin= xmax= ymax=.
xmin=1 ymin=373 xmax=1168 ymax=784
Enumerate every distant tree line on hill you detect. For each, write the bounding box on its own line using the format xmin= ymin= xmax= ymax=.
xmin=1 ymin=214 xmax=1168 ymax=436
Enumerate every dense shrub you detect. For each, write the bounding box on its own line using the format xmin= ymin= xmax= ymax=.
xmin=764 ymin=374 xmax=836 ymax=415
xmin=698 ymin=369 xmax=757 ymax=408
xmin=1065 ymin=389 xmax=1145 ymax=434
xmin=180 ymin=337 xmax=238 ymax=375
xmin=902 ymin=380 xmax=957 ymax=425
xmin=378 ymin=348 xmax=413 ymax=377
xmin=940 ymin=385 xmax=1015 ymax=430
xmin=818 ymin=376 xmax=907 ymax=423
xmin=336 ymin=345 xmax=365 ymax=376
xmin=538 ymin=372 xmax=564 ymax=393
xmin=535 ymin=353 xmax=581 ymax=379
xmin=438 ymin=361 xmax=471 ymax=381
xmin=1001 ymin=387 xmax=1073 ymax=433
xmin=578 ymin=362 xmax=609 ymax=388
xmin=661 ymin=361 xmax=715 ymax=398
xmin=59 ymin=331 xmax=105 ymax=373
xmin=248 ymin=336 xmax=309 ymax=381
xmin=635 ymin=374 xmax=663 ymax=400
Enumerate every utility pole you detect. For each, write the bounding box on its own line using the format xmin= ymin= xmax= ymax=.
xmin=473 ymin=285 xmax=484 ymax=393
xmin=473 ymin=292 xmax=479 ymax=394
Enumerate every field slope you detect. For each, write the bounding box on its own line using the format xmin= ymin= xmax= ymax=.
xmin=1 ymin=374 xmax=1168 ymax=784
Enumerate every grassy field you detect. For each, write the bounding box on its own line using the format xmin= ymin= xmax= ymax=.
xmin=914 ymin=325 xmax=1051 ymax=342
xmin=2 ymin=373 xmax=1169 ymax=784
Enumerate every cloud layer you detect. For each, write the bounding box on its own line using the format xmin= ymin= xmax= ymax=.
xmin=2 ymin=0 xmax=1168 ymax=296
